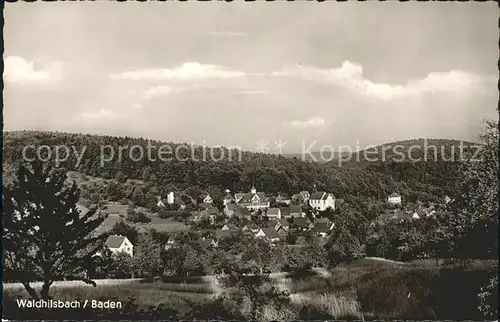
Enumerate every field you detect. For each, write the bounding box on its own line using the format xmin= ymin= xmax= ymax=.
xmin=4 ymin=258 xmax=497 ymax=320
xmin=77 ymin=201 xmax=190 ymax=234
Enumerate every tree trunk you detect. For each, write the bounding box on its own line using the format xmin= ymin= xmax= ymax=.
xmin=22 ymin=282 xmax=39 ymax=300
xmin=40 ymin=280 xmax=52 ymax=299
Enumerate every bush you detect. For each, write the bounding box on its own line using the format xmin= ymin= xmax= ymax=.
xmin=127 ymin=209 xmax=151 ymax=223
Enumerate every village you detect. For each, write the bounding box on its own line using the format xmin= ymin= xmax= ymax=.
xmin=104 ymin=185 xmax=454 ymax=258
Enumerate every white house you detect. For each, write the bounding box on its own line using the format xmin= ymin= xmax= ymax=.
xmin=167 ymin=192 xmax=175 ymax=205
xmin=105 ymin=235 xmax=133 ymax=257
xmin=201 ymin=193 xmax=213 ymax=204
xmin=309 ymin=192 xmax=335 ymax=211
xmin=388 ymin=193 xmax=402 ymax=205
xmin=237 ymin=186 xmax=270 ymax=210
xmin=157 ymin=197 xmax=166 ymax=208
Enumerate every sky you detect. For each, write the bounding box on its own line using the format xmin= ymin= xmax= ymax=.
xmin=4 ymin=2 xmax=499 ymax=153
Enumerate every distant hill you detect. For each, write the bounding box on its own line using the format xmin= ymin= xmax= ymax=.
xmin=3 ymin=131 xmax=470 ymax=204
xmin=282 ymin=138 xmax=479 ymax=165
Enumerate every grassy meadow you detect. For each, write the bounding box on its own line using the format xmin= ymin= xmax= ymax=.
xmin=4 ymin=258 xmax=497 ymax=320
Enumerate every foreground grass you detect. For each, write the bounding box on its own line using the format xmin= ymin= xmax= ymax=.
xmin=4 ymin=259 xmax=497 ymax=320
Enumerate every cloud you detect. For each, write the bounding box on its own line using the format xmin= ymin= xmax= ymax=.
xmin=111 ymin=62 xmax=245 ymax=81
xmin=274 ymin=61 xmax=492 ymax=101
xmin=290 ymin=117 xmax=326 ymax=130
xmin=4 ymin=56 xmax=62 ymax=84
xmin=78 ymin=109 xmax=127 ymax=120
xmin=141 ymin=86 xmax=173 ymax=100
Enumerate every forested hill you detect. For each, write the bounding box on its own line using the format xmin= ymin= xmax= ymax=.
xmin=282 ymin=138 xmax=478 ymax=164
xmin=3 ymin=131 xmax=472 ymax=202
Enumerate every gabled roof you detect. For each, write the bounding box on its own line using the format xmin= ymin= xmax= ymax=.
xmin=313 ymin=222 xmax=333 ymax=233
xmin=198 ymin=203 xmax=213 ymax=210
xmin=215 ymin=229 xmax=232 ymax=239
xmin=389 ymin=192 xmax=401 ymax=198
xmin=202 ymin=238 xmax=216 ymax=247
xmin=290 ymin=205 xmax=302 ymax=214
xmin=224 ymin=193 xmax=235 ymax=200
xmin=277 ymin=218 xmax=289 ymax=226
xmin=223 ymin=223 xmax=238 ymax=230
xmin=310 ymin=191 xmax=327 ymax=200
xmin=239 ymin=193 xmax=253 ymax=203
xmin=276 ymin=193 xmax=290 ymax=200
xmin=280 ymin=207 xmax=291 ymax=217
xmin=261 ymin=227 xmax=280 ymax=240
xmin=267 ymin=207 xmax=280 ymax=215
xmin=235 ymin=207 xmax=252 ymax=217
xmin=244 ymin=222 xmax=259 ymax=230
xmin=226 ymin=203 xmax=239 ymax=210
xmin=105 ymin=235 xmax=127 ymax=248
xmin=316 ymin=217 xmax=331 ymax=224
xmin=294 ymin=217 xmax=311 ymax=227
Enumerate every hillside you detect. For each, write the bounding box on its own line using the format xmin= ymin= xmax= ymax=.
xmin=283 ymin=138 xmax=478 ymax=164
xmin=3 ymin=131 xmax=468 ymax=204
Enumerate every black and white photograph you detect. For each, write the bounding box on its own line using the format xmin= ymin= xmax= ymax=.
xmin=2 ymin=2 xmax=499 ymax=320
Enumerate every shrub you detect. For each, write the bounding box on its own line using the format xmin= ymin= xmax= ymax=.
xmin=127 ymin=209 xmax=151 ymax=223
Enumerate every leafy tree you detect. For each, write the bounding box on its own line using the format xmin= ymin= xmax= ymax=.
xmin=219 ymin=261 xmax=290 ymax=320
xmin=132 ymin=186 xmax=145 ymax=206
xmin=3 ymin=162 xmax=107 ymax=299
xmin=133 ymin=232 xmax=162 ymax=279
xmin=115 ymin=171 xmax=127 ymax=184
xmin=109 ymin=220 xmax=140 ymax=245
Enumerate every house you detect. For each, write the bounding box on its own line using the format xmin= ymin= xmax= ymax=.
xmin=224 ymin=203 xmax=238 ymax=217
xmin=157 ymin=196 xmax=166 ymax=208
xmin=165 ymin=235 xmax=177 ymax=250
xmin=274 ymin=218 xmax=290 ymax=232
xmin=222 ymin=223 xmax=238 ymax=231
xmin=237 ymin=186 xmax=270 ymax=210
xmin=215 ymin=229 xmax=233 ymax=240
xmin=290 ymin=205 xmax=304 ymax=218
xmin=293 ymin=191 xmax=311 ymax=204
xmin=200 ymin=193 xmax=213 ymax=204
xmin=387 ymin=193 xmax=402 ymax=205
xmin=312 ymin=221 xmax=335 ymax=238
xmin=192 ymin=210 xmax=217 ymax=224
xmin=276 ymin=225 xmax=288 ymax=236
xmin=300 ymin=191 xmax=310 ymax=201
xmin=309 ymin=192 xmax=335 ymax=211
xmin=275 ymin=193 xmax=291 ymax=205
xmin=234 ymin=193 xmax=246 ymax=204
xmin=105 ymin=235 xmax=133 ymax=257
xmin=280 ymin=205 xmax=304 ymax=218
xmin=202 ymin=237 xmax=218 ymax=248
xmin=255 ymin=227 xmax=280 ymax=243
xmin=167 ymin=192 xmax=175 ymax=205
xmin=198 ymin=203 xmax=214 ymax=211
xmin=242 ymin=222 xmax=260 ymax=234
xmin=223 ymin=193 xmax=235 ymax=206
xmin=292 ymin=217 xmax=311 ymax=231
xmin=266 ymin=207 xmax=281 ymax=219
